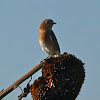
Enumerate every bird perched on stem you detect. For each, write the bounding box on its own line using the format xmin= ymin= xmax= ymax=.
xmin=39 ymin=19 xmax=60 ymax=56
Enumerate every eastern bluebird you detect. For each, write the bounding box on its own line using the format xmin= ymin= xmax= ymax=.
xmin=39 ymin=19 xmax=60 ymax=56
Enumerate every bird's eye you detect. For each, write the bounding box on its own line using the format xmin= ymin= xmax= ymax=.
xmin=47 ymin=21 xmax=50 ymax=24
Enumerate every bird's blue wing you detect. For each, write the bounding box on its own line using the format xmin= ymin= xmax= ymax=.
xmin=50 ymin=30 xmax=60 ymax=53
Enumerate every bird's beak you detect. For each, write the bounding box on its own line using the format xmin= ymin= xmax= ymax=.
xmin=53 ymin=22 xmax=56 ymax=24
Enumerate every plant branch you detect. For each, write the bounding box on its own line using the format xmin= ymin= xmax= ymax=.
xmin=0 ymin=60 xmax=45 ymax=99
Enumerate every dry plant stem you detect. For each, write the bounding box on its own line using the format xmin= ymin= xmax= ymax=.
xmin=0 ymin=60 xmax=45 ymax=99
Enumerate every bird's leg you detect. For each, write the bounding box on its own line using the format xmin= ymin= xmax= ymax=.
xmin=46 ymin=53 xmax=56 ymax=59
xmin=41 ymin=53 xmax=56 ymax=63
xmin=51 ymin=53 xmax=56 ymax=57
xmin=45 ymin=55 xmax=51 ymax=59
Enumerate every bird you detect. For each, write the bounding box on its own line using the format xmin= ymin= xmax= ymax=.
xmin=39 ymin=19 xmax=60 ymax=56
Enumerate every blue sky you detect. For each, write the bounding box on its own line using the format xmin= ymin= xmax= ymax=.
xmin=0 ymin=0 xmax=100 ymax=100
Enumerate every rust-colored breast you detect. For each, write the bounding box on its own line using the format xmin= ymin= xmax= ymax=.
xmin=39 ymin=29 xmax=60 ymax=55
xmin=39 ymin=30 xmax=50 ymax=43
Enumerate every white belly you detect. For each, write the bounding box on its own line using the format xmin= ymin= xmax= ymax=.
xmin=39 ymin=40 xmax=54 ymax=55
